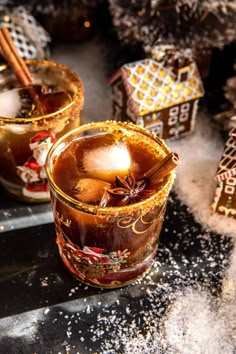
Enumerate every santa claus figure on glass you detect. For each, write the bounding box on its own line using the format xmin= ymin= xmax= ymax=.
xmin=17 ymin=131 xmax=56 ymax=199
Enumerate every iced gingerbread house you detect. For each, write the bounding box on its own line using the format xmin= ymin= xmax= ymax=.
xmin=211 ymin=127 xmax=236 ymax=219
xmin=109 ymin=48 xmax=204 ymax=140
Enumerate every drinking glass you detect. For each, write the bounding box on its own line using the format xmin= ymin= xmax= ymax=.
xmin=0 ymin=59 xmax=84 ymax=202
xmin=46 ymin=121 xmax=175 ymax=288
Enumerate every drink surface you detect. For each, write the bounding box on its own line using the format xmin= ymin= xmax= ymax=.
xmin=0 ymin=84 xmax=71 ymax=119
xmin=52 ymin=131 xmax=164 ymax=207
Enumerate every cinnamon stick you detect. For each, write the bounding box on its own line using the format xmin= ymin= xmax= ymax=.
xmin=143 ymin=152 xmax=179 ymax=183
xmin=0 ymin=27 xmax=32 ymax=85
xmin=0 ymin=27 xmax=45 ymax=115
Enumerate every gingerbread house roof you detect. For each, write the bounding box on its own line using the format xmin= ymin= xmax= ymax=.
xmin=215 ymin=127 xmax=236 ymax=181
xmin=110 ymin=58 xmax=204 ymax=116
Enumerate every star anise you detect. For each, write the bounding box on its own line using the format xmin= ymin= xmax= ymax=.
xmin=107 ymin=173 xmax=156 ymax=206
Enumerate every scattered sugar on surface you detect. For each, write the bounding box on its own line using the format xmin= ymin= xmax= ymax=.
xmin=40 ymin=276 xmax=48 ymax=287
xmin=169 ymin=111 xmax=236 ymax=237
xmin=163 ymin=289 xmax=234 ymax=354
xmin=44 ymin=308 xmax=50 ymax=315
xmin=88 ymin=251 xmax=236 ymax=353
xmin=68 ymin=286 xmax=79 ymax=297
xmin=52 ymin=217 xmax=236 ymax=353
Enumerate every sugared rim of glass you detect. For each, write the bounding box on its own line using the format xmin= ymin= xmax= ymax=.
xmin=0 ymin=59 xmax=84 ymax=123
xmin=45 ymin=121 xmax=175 ymax=216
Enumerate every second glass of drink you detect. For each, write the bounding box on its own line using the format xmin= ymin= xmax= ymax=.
xmin=0 ymin=60 xmax=84 ymax=202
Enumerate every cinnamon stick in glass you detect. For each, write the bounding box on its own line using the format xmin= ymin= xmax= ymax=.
xmin=0 ymin=26 xmax=45 ymax=114
xmin=143 ymin=152 xmax=179 ymax=183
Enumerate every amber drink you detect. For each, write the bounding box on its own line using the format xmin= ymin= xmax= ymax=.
xmin=46 ymin=121 xmax=175 ymax=288
xmin=0 ymin=60 xmax=83 ymax=202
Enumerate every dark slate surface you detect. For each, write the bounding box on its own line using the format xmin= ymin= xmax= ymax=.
xmin=0 ymin=194 xmax=53 ymax=233
xmin=0 ymin=188 xmax=233 ymax=353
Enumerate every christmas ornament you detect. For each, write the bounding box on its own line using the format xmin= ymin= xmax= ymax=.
xmin=0 ymin=6 xmax=50 ymax=60
xmin=211 ymin=128 xmax=236 ymax=219
xmin=109 ymin=46 xmax=204 ymax=140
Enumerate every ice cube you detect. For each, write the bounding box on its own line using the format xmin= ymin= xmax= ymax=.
xmin=81 ymin=135 xmax=131 ymax=183
xmin=72 ymin=178 xmax=112 ymax=205
xmin=0 ymin=88 xmax=22 ymax=118
xmin=0 ymin=87 xmax=35 ymax=118
xmin=75 ymin=134 xmax=131 ymax=183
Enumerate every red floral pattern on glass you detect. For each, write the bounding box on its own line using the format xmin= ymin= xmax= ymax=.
xmin=56 ymin=230 xmax=130 ymax=280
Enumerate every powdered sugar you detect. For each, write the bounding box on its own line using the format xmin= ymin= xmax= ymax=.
xmin=163 ymin=289 xmax=235 ymax=354
xmin=86 ymin=250 xmax=236 ymax=353
xmin=45 ymin=208 xmax=233 ymax=353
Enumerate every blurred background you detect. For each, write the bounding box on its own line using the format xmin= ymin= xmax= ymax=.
xmin=1 ymin=0 xmax=236 ymax=123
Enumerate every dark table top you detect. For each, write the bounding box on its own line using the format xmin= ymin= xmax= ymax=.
xmin=0 ymin=185 xmax=234 ymax=354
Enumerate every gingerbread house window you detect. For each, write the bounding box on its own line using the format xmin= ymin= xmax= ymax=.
xmin=168 ymin=105 xmax=180 ymax=125
xmin=178 ymin=67 xmax=189 ymax=82
xmin=225 ymin=185 xmax=235 ymax=194
xmin=179 ymin=103 xmax=190 ymax=122
xmin=224 ymin=177 xmax=236 ymax=194
xmin=148 ymin=121 xmax=163 ymax=138
xmin=227 ymin=177 xmax=236 ymax=186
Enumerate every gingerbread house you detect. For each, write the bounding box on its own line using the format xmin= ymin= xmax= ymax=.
xmin=211 ymin=127 xmax=236 ymax=219
xmin=109 ymin=57 xmax=204 ymax=140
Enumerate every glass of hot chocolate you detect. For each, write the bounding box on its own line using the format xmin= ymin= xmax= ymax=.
xmin=45 ymin=121 xmax=178 ymax=288
xmin=0 ymin=60 xmax=84 ymax=202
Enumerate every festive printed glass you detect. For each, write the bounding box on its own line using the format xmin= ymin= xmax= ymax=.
xmin=46 ymin=121 xmax=175 ymax=288
xmin=0 ymin=60 xmax=84 ymax=202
